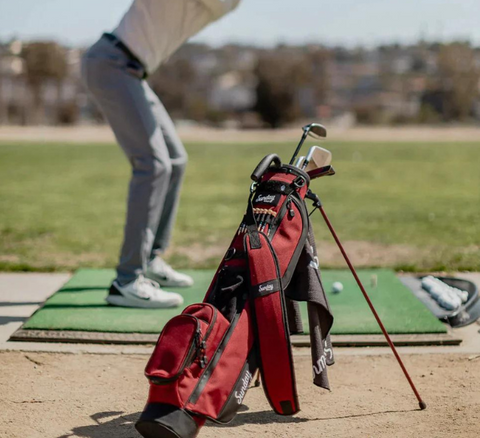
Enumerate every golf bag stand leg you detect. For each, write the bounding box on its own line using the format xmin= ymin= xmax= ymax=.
xmin=308 ymin=192 xmax=426 ymax=410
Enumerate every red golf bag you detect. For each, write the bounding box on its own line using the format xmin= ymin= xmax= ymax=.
xmin=136 ymin=155 xmax=324 ymax=438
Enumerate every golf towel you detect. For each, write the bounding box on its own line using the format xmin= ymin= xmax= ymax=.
xmin=285 ymin=224 xmax=334 ymax=390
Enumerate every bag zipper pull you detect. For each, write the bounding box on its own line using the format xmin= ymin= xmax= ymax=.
xmin=200 ymin=338 xmax=208 ymax=368
xmin=288 ymin=200 xmax=295 ymax=218
xmin=194 ymin=329 xmax=207 ymax=369
xmin=200 ymin=353 xmax=207 ymax=368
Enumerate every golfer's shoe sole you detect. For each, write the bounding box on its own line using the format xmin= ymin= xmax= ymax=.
xmin=106 ymin=285 xmax=183 ymax=309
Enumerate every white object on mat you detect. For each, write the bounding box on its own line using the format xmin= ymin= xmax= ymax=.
xmin=331 ymin=281 xmax=343 ymax=294
xmin=421 ymin=276 xmax=468 ymax=311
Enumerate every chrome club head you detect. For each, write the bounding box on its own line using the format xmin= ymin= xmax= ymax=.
xmin=303 ymin=123 xmax=327 ymax=139
xmin=302 ymin=146 xmax=332 ymax=171
xmin=294 ymin=156 xmax=306 ymax=168
xmin=289 ymin=122 xmax=328 ymax=165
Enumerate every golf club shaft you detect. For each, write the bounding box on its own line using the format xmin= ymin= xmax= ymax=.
xmin=318 ymin=205 xmax=426 ymax=410
xmin=289 ymin=130 xmax=308 ymax=165
xmin=301 ymin=146 xmax=316 ymax=170
xmin=301 ymin=150 xmax=311 ymax=169
xmin=295 ymin=156 xmax=305 ymax=167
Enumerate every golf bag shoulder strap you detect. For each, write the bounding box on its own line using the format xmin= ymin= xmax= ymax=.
xmin=245 ymin=231 xmax=299 ymax=416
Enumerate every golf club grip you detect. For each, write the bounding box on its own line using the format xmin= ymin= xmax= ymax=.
xmin=307 ymin=165 xmax=335 ymax=179
xmin=251 ymin=154 xmax=282 ymax=182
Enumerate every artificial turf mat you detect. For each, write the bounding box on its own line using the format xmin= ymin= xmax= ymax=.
xmin=22 ymin=268 xmax=447 ymax=335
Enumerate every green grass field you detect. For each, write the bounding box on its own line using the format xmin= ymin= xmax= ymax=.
xmin=1 ymin=140 xmax=479 ymax=272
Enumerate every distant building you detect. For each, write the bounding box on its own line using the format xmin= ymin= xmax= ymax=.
xmin=0 ymin=39 xmax=478 ymax=126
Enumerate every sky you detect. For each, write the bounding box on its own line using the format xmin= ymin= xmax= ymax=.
xmin=1 ymin=0 xmax=480 ymax=48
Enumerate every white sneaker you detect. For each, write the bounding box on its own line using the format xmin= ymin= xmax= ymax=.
xmin=106 ymin=276 xmax=184 ymax=309
xmin=145 ymin=257 xmax=194 ymax=288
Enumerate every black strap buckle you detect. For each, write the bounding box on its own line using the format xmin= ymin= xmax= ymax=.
xmin=293 ymin=176 xmax=307 ymax=188
xmin=102 ymin=33 xmax=148 ymax=79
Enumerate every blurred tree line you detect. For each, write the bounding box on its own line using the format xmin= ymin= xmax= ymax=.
xmin=22 ymin=42 xmax=68 ymax=123
xmin=426 ymin=43 xmax=480 ymax=121
xmin=1 ymin=39 xmax=479 ymax=127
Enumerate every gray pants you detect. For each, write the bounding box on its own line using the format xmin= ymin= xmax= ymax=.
xmin=81 ymin=36 xmax=187 ymax=284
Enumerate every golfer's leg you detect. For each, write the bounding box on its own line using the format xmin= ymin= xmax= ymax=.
xmin=81 ymin=38 xmax=171 ymax=284
xmin=144 ymin=84 xmax=188 ymax=256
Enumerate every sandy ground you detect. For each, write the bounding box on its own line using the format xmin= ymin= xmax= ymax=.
xmin=171 ymin=240 xmax=423 ymax=269
xmin=1 ymin=125 xmax=480 ymax=144
xmin=0 ymin=351 xmax=479 ymax=438
xmin=0 ymin=239 xmax=424 ymax=270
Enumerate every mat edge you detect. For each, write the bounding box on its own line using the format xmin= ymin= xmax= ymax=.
xmin=9 ymin=329 xmax=462 ymax=347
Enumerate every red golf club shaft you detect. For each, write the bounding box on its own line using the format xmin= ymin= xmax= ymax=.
xmin=319 ymin=205 xmax=427 ymax=410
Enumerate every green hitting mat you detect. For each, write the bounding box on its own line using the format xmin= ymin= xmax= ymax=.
xmin=20 ymin=268 xmax=446 ymax=336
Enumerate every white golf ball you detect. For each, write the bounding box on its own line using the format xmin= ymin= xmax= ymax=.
xmin=332 ymin=281 xmax=343 ymax=294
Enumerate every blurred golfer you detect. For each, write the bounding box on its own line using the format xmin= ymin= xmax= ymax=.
xmin=82 ymin=0 xmax=241 ymax=308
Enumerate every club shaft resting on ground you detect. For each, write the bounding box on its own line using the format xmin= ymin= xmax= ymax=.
xmin=318 ymin=205 xmax=427 ymax=410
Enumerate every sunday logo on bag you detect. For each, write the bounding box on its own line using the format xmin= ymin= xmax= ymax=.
xmin=234 ymin=369 xmax=253 ymax=404
xmin=254 ymin=280 xmax=280 ymax=296
xmin=254 ymin=193 xmax=280 ymax=205
xmin=258 ymin=283 xmax=274 ymax=293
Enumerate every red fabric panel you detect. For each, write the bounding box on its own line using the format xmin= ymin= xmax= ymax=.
xmin=253 ymin=294 xmax=298 ymax=414
xmin=146 ymin=304 xmax=230 ymax=409
xmin=147 ymin=381 xmax=182 ymax=405
xmin=262 ymin=171 xmax=297 ymax=185
xmin=253 ymin=172 xmax=308 ymax=280
xmin=186 ymin=304 xmax=254 ymax=418
xmin=177 ymin=311 xmax=230 ymax=402
xmin=145 ymin=316 xmax=202 ymax=380
xmin=183 ymin=303 xmax=214 ymax=323
xmin=193 ymin=416 xmax=206 ymax=428
xmin=248 ymin=238 xmax=278 ymax=286
xmin=271 ymin=200 xmax=304 ymax=277
xmin=247 ymin=233 xmax=299 ymax=415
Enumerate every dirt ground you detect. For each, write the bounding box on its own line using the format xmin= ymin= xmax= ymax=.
xmin=1 ymin=125 xmax=480 ymax=144
xmin=171 ymin=240 xmax=423 ymax=269
xmin=0 ymin=352 xmax=479 ymax=438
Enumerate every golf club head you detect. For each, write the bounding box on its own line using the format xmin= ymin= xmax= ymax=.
xmin=294 ymin=156 xmax=306 ymax=168
xmin=289 ymin=122 xmax=328 ymax=165
xmin=302 ymin=123 xmax=327 ymax=139
xmin=303 ymin=146 xmax=332 ymax=171
xmin=307 ymin=165 xmax=336 ymax=179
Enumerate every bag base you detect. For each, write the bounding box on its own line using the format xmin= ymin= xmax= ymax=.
xmin=135 ymin=403 xmax=202 ymax=438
